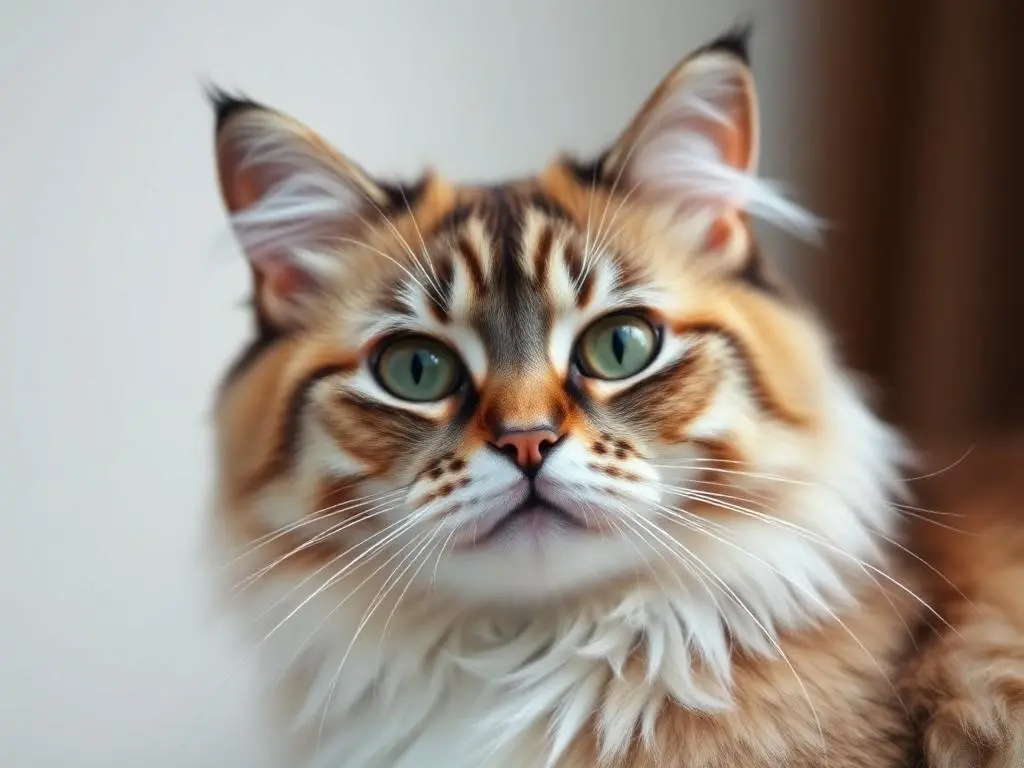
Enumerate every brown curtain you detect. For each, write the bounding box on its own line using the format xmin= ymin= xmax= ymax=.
xmin=804 ymin=1 xmax=1023 ymax=452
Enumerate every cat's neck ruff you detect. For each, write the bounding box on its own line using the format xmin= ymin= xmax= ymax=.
xmin=225 ymin=391 xmax=904 ymax=768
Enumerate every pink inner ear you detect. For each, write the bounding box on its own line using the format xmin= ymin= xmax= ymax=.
xmin=703 ymin=216 xmax=733 ymax=252
xmin=717 ymin=110 xmax=752 ymax=171
xmin=700 ymin=211 xmax=749 ymax=258
xmin=217 ymin=139 xmax=264 ymax=213
xmin=257 ymin=257 xmax=319 ymax=319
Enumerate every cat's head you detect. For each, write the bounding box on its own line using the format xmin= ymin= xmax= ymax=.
xmin=212 ymin=30 xmax=899 ymax=607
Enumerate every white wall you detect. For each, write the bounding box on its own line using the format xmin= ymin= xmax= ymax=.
xmin=0 ymin=2 xmax=809 ymax=765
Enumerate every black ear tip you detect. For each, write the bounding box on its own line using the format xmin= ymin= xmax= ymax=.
xmin=703 ymin=21 xmax=754 ymax=63
xmin=204 ymin=83 xmax=264 ymax=132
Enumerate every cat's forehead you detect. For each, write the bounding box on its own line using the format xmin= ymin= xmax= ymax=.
xmin=351 ymin=175 xmax=664 ymax=372
xmin=431 ymin=187 xmax=569 ymax=368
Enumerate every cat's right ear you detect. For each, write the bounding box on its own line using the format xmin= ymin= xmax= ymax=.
xmin=212 ymin=91 xmax=391 ymax=331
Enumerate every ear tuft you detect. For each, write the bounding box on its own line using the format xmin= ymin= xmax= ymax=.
xmin=206 ymin=85 xmax=265 ymax=133
xmin=210 ymin=91 xmax=393 ymax=330
xmin=598 ymin=31 xmax=820 ymax=245
xmin=699 ymin=22 xmax=754 ymax=63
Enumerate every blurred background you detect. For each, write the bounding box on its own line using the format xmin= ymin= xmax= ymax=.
xmin=0 ymin=1 xmax=1018 ymax=766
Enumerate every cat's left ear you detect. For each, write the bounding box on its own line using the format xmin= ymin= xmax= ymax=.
xmin=212 ymin=91 xmax=397 ymax=331
xmin=590 ymin=27 xmax=815 ymax=255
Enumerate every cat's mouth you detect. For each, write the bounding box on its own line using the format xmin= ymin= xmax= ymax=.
xmin=460 ymin=492 xmax=588 ymax=548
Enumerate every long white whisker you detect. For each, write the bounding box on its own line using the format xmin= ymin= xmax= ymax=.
xmin=376 ymin=526 xmax=446 ymax=663
xmin=227 ymin=488 xmax=406 ymax=569
xmin=330 ymin=235 xmax=434 ymax=299
xmin=890 ymin=508 xmax=973 ymax=534
xmin=281 ymin=522 xmax=437 ymax=680
xmin=255 ymin=510 xmax=427 ymax=638
xmin=665 ymin=488 xmax=958 ymax=637
xmin=903 ymin=445 xmax=975 ymax=482
xmin=315 ymin=528 xmax=437 ymax=750
xmin=430 ymin=525 xmax=461 ymax=587
xmin=650 ymin=463 xmax=814 ymax=487
xmin=647 ymin=499 xmax=908 ymax=713
xmin=620 ymin=507 xmax=825 ymax=746
xmin=346 ymin=186 xmax=443 ymax=298
xmin=890 ymin=500 xmax=963 ymax=519
xmin=397 ymin=184 xmax=442 ymax=291
xmin=233 ymin=498 xmax=407 ymax=594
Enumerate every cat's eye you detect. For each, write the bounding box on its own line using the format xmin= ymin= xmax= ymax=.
xmin=374 ymin=336 xmax=462 ymax=402
xmin=576 ymin=313 xmax=658 ymax=381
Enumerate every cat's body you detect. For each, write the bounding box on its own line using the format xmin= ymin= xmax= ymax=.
xmin=209 ymin=29 xmax=1024 ymax=767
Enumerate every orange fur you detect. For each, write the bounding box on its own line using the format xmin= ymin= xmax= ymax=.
xmin=208 ymin=32 xmax=1024 ymax=768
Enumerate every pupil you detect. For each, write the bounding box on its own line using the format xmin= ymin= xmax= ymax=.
xmin=410 ymin=351 xmax=424 ymax=384
xmin=611 ymin=328 xmax=625 ymax=364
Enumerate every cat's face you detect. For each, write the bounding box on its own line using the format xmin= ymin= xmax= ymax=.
xmin=213 ymin=34 xmax=835 ymax=603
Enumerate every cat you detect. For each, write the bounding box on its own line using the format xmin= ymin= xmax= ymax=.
xmin=207 ymin=27 xmax=1024 ymax=768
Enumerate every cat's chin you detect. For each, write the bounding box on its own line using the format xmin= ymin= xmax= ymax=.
xmin=425 ymin=528 xmax=651 ymax=605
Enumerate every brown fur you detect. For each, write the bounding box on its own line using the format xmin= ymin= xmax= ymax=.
xmin=210 ymin=39 xmax=1024 ymax=767
xmin=903 ymin=439 xmax=1024 ymax=768
xmin=214 ymin=163 xmax=1024 ymax=765
xmin=561 ymin=570 xmax=923 ymax=767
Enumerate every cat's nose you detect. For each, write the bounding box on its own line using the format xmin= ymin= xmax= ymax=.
xmin=491 ymin=428 xmax=562 ymax=477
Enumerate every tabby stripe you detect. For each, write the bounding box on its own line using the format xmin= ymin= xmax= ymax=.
xmin=525 ymin=191 xmax=575 ymax=223
xmin=243 ymin=361 xmax=355 ymax=493
xmin=336 ymin=393 xmax=437 ymax=426
xmin=563 ymin=240 xmax=595 ymax=307
xmin=427 ymin=257 xmax=455 ymax=322
xmin=533 ymin=225 xmax=554 ymax=285
xmin=671 ymin=320 xmax=810 ymax=427
xmin=456 ymin=236 xmax=487 ymax=296
xmin=428 ymin=203 xmax=474 ymax=237
xmin=219 ymin=327 xmax=283 ymax=398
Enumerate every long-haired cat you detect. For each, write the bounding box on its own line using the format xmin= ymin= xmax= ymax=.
xmin=208 ymin=28 xmax=1024 ymax=767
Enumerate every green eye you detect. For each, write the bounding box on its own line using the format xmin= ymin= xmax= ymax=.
xmin=576 ymin=313 xmax=658 ymax=380
xmin=375 ymin=336 xmax=461 ymax=402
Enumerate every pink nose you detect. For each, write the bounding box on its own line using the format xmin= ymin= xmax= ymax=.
xmin=493 ymin=429 xmax=560 ymax=471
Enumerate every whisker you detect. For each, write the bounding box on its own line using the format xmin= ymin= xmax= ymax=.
xmin=582 ymin=177 xmax=646 ymax=287
xmin=654 ymin=484 xmax=922 ymax=642
xmin=253 ymin=511 xmax=426 ymax=635
xmin=620 ymin=507 xmax=826 ymax=745
xmin=396 ymin=184 xmax=442 ymax=292
xmin=315 ymin=528 xmax=437 ymax=750
xmin=191 ymin=514 xmax=428 ymax=736
xmin=890 ymin=507 xmax=973 ymax=534
xmin=665 ymin=489 xmax=959 ymax=637
xmin=376 ymin=526 xmax=447 ymax=663
xmin=276 ymin=520 xmax=435 ymax=678
xmin=654 ymin=482 xmax=776 ymax=512
xmin=606 ymin=499 xmax=724 ymax=616
xmin=225 ymin=487 xmax=406 ymax=566
xmin=346 ymin=186 xmax=444 ymax=298
xmin=330 ymin=235 xmax=436 ymax=302
xmin=648 ymin=499 xmax=909 ymax=713
xmin=890 ymin=500 xmax=963 ymax=519
xmin=232 ymin=498 xmax=406 ymax=593
xmin=903 ymin=444 xmax=975 ymax=482
xmin=649 ymin=463 xmax=814 ymax=487
xmin=430 ymin=526 xmax=461 ymax=586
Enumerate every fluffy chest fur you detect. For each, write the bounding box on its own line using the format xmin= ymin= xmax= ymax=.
xmin=218 ymin=498 xmax=921 ymax=768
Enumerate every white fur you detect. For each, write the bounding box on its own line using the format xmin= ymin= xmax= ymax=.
xmin=223 ymin=112 xmax=366 ymax=263
xmin=620 ymin=53 xmax=822 ymax=242
xmin=216 ymin=362 xmax=906 ymax=767
xmin=212 ymin=51 xmax=902 ymax=768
